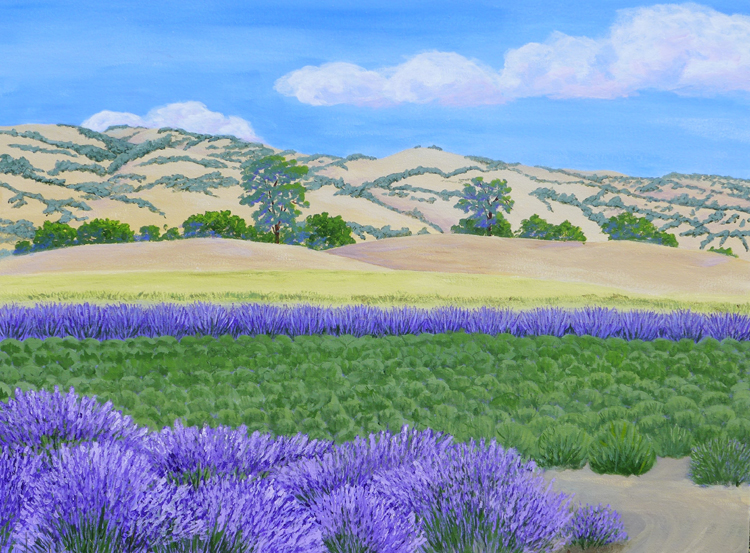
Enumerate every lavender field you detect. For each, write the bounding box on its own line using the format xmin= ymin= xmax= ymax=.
xmin=1 ymin=303 xmax=749 ymax=552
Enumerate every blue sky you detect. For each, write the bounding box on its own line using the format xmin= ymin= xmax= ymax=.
xmin=1 ymin=1 xmax=748 ymax=178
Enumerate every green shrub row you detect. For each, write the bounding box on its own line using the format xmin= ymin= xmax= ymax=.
xmin=1 ymin=333 xmax=748 ymax=477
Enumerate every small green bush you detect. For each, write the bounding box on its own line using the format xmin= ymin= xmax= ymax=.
xmin=515 ymin=214 xmax=587 ymax=242
xmin=689 ymin=437 xmax=750 ymax=486
xmin=77 ymin=218 xmax=135 ymax=245
xmin=495 ymin=421 xmax=537 ymax=459
xmin=588 ymin=421 xmax=656 ymax=476
xmin=651 ymin=425 xmax=693 ymax=458
xmin=536 ymin=424 xmax=591 ymax=469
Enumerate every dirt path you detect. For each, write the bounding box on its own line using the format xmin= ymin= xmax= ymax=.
xmin=543 ymin=457 xmax=750 ymax=553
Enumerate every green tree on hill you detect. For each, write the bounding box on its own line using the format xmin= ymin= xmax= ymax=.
xmin=31 ymin=221 xmax=77 ymax=251
xmin=182 ymin=210 xmax=249 ymax=239
xmin=304 ymin=212 xmax=356 ymax=250
xmin=454 ymin=177 xmax=514 ymax=237
xmin=138 ymin=225 xmax=162 ymax=242
xmin=240 ymin=155 xmax=310 ymax=245
xmin=76 ymin=218 xmax=135 ymax=245
xmin=602 ymin=212 xmax=678 ymax=247
xmin=451 ymin=216 xmax=512 ymax=237
xmin=516 ymin=214 xmax=587 ymax=242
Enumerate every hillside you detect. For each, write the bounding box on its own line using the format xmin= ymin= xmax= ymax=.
xmin=1 ymin=123 xmax=749 ymax=260
xmin=0 ymin=238 xmax=393 ymax=275
xmin=329 ymin=234 xmax=750 ymax=298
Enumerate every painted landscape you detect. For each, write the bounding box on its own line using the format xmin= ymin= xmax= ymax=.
xmin=0 ymin=123 xmax=748 ymax=552
xmin=2 ymin=0 xmax=750 ymax=551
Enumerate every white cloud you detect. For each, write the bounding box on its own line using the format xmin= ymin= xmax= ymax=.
xmin=275 ymin=51 xmax=508 ymax=107
xmin=276 ymin=3 xmax=750 ymax=106
xmin=81 ymin=101 xmax=261 ymax=141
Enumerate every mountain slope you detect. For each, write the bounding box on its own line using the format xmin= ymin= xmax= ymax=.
xmin=1 ymin=124 xmax=749 ymax=260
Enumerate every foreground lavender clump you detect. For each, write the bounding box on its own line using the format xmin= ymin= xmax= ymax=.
xmin=0 ymin=448 xmax=42 ymax=552
xmin=371 ymin=438 xmax=573 ymax=553
xmin=309 ymin=484 xmax=425 ymax=553
xmin=272 ymin=425 xmax=456 ymax=508
xmin=566 ymin=503 xmax=628 ymax=549
xmin=0 ymin=388 xmax=630 ymax=553
xmin=0 ymin=386 xmax=148 ymax=459
xmin=146 ymin=419 xmax=335 ymax=488
xmin=164 ymin=475 xmax=326 ymax=553
xmin=14 ymin=441 xmax=192 ymax=552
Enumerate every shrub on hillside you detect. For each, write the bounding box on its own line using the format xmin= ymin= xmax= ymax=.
xmin=30 ymin=221 xmax=77 ymax=251
xmin=76 ymin=218 xmax=135 ymax=245
xmin=304 ymin=212 xmax=356 ymax=250
xmin=137 ymin=225 xmax=162 ymax=242
xmin=516 ymin=214 xmax=587 ymax=242
xmin=182 ymin=210 xmax=250 ymax=240
xmin=451 ymin=216 xmax=513 ymax=237
xmin=602 ymin=212 xmax=678 ymax=247
xmin=13 ymin=240 xmax=32 ymax=255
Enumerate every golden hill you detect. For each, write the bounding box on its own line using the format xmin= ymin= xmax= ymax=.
xmin=1 ymin=123 xmax=749 ymax=261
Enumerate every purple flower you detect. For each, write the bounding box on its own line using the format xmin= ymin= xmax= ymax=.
xmin=372 ymin=438 xmax=573 ymax=553
xmin=146 ymin=420 xmax=335 ymax=488
xmin=0 ymin=447 xmax=43 ymax=552
xmin=309 ymin=484 xmax=425 ymax=553
xmin=0 ymin=387 xmax=148 ymax=459
xmin=167 ymin=475 xmax=326 ymax=553
xmin=14 ymin=441 xmax=192 ymax=552
xmin=272 ymin=425 xmax=454 ymax=509
xmin=566 ymin=503 xmax=628 ymax=548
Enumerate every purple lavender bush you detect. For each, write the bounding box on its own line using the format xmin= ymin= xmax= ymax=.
xmin=308 ymin=484 xmax=425 ymax=553
xmin=13 ymin=441 xmax=192 ymax=553
xmin=0 ymin=387 xmax=148 ymax=462
xmin=146 ymin=420 xmax=335 ymax=489
xmin=161 ymin=475 xmax=326 ymax=553
xmin=271 ymin=425 xmax=455 ymax=509
xmin=371 ymin=438 xmax=573 ymax=553
xmin=0 ymin=448 xmax=43 ymax=553
xmin=565 ymin=503 xmax=628 ymax=549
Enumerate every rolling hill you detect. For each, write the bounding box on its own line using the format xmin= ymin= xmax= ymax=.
xmin=0 ymin=123 xmax=749 ymax=262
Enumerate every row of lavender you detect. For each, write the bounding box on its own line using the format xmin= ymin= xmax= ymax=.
xmin=1 ymin=303 xmax=750 ymax=341
xmin=1 ymin=388 xmax=626 ymax=552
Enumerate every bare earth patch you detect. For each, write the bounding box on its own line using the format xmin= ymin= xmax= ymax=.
xmin=544 ymin=457 xmax=750 ymax=553
xmin=329 ymin=234 xmax=750 ymax=299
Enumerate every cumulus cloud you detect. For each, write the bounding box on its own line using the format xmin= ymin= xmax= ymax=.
xmin=276 ymin=3 xmax=750 ymax=106
xmin=275 ymin=52 xmax=506 ymax=107
xmin=81 ymin=101 xmax=261 ymax=141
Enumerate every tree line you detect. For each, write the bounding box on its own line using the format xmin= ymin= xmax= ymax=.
xmin=13 ymin=156 xmax=680 ymax=256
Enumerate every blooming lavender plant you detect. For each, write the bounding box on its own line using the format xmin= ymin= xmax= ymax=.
xmin=146 ymin=420 xmax=335 ymax=489
xmin=1 ymin=303 xmax=749 ymax=341
xmin=0 ymin=387 xmax=148 ymax=463
xmin=272 ymin=425 xmax=455 ymax=509
xmin=371 ymin=438 xmax=573 ymax=553
xmin=565 ymin=503 xmax=627 ymax=549
xmin=308 ymin=484 xmax=426 ymax=553
xmin=14 ymin=441 xmax=192 ymax=553
xmin=162 ymin=475 xmax=326 ymax=553
xmin=0 ymin=448 xmax=43 ymax=553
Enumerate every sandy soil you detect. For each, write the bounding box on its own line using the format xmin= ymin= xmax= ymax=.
xmin=543 ymin=457 xmax=750 ymax=553
xmin=329 ymin=234 xmax=750 ymax=298
xmin=0 ymin=238 xmax=393 ymax=275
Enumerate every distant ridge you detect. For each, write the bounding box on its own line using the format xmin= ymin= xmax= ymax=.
xmin=0 ymin=123 xmax=748 ymax=261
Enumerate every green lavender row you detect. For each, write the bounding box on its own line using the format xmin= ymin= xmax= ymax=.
xmin=1 ymin=332 xmax=748 ymax=472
